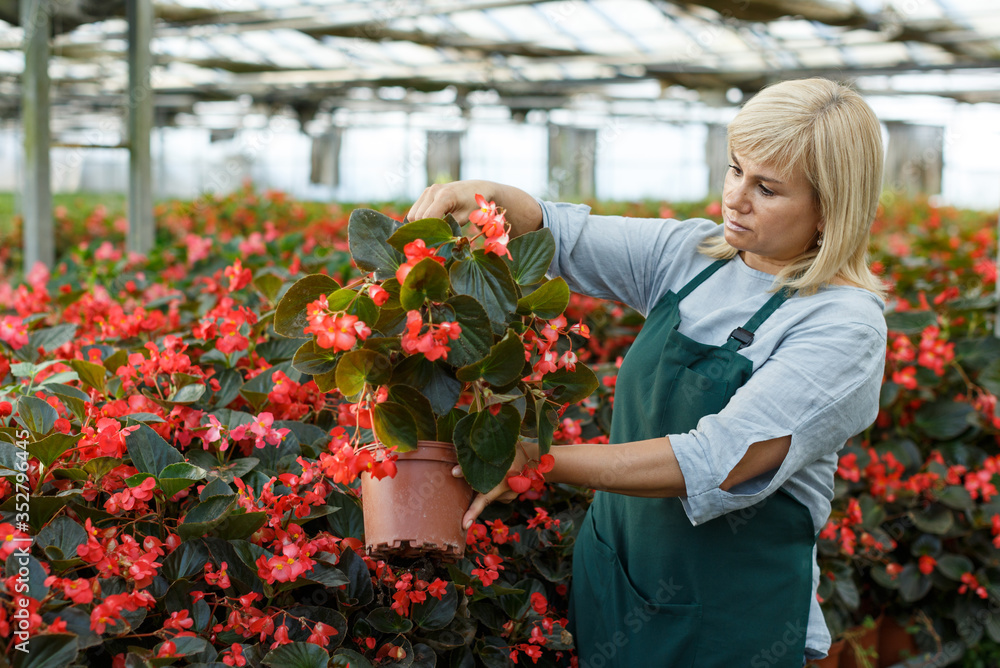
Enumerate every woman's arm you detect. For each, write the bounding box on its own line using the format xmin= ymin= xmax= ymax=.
xmin=457 ymin=434 xmax=792 ymax=529
xmin=406 ymin=180 xmax=543 ymax=238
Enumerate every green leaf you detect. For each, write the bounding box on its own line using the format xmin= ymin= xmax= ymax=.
xmin=12 ymin=633 xmax=78 ymax=668
xmin=937 ymin=553 xmax=973 ymax=580
xmin=349 ymin=208 xmax=406 ymax=280
xmin=331 ymin=649 xmax=374 ymax=668
xmin=912 ymin=504 xmax=954 ymax=535
xmin=898 ymin=563 xmax=932 ymax=602
xmin=47 ymin=383 xmax=89 ymax=420
xmin=262 ymin=641 xmax=331 ymax=668
xmin=82 ymin=456 xmax=121 ymax=480
xmin=333 ymin=547 xmax=373 ymax=605
xmin=453 ymin=406 xmax=520 ymax=493
xmin=517 ymin=277 xmax=570 ymax=319
xmin=5 ymin=552 xmax=48 ymax=601
xmin=367 ymin=607 xmax=414 ymax=634
xmin=170 ymin=383 xmax=206 ymax=404
xmin=274 ymin=274 xmax=340 ymax=338
xmin=214 ymin=511 xmax=268 ymax=541
xmin=980 ymin=357 xmax=1000 ymax=397
xmin=541 ymin=365 xmax=599 ymax=404
xmin=161 ymin=540 xmax=210 ymax=580
xmin=254 ymin=271 xmax=285 ymax=303
xmin=16 ymin=396 xmax=58 ymax=436
xmin=391 ymin=356 xmax=461 ymax=417
xmin=834 ymin=576 xmax=859 ymax=610
xmin=69 ymin=359 xmax=107 ymax=393
xmin=36 ymin=516 xmax=86 ymax=561
xmin=387 ymin=217 xmax=455 ymax=252
xmin=30 ymin=324 xmax=77 ymax=355
xmin=456 ymin=330 xmax=526 ymax=386
xmin=535 ymin=397 xmax=557 ymax=456
xmin=411 ymin=582 xmax=458 ymax=630
xmin=372 ymin=401 xmax=418 ymax=452
xmin=125 ymin=422 xmax=184 ymax=477
xmin=158 ymin=462 xmax=209 ymax=498
xmin=336 ymin=349 xmax=392 ymax=397
xmin=178 ymin=495 xmax=238 ymax=541
xmin=387 ymin=385 xmax=438 ymax=441
xmin=437 ymin=296 xmax=492 ymax=368
xmin=28 ymin=433 xmax=81 ymax=470
xmin=507 ymin=228 xmax=556 ymax=286
xmin=885 ymin=310 xmax=937 ymax=334
xmin=400 ymin=257 xmax=450 ymax=310
xmin=914 ymin=399 xmax=975 ymax=440
xmin=449 ymin=249 xmax=518 ymax=335
xmin=938 ymin=485 xmax=974 ymax=511
xmin=292 ymin=340 xmax=341 ymax=376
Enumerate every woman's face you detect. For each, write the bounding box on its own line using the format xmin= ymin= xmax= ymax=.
xmin=721 ymin=151 xmax=822 ymax=275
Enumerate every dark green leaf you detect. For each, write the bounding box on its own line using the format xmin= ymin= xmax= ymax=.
xmin=507 ymin=228 xmax=556 ymax=286
xmin=516 ymin=277 xmax=570 ymax=319
xmin=938 ymin=485 xmax=974 ymax=511
xmin=69 ymin=359 xmax=107 ymax=393
xmin=292 ymin=340 xmax=341 ymax=376
xmin=449 ymin=250 xmax=518 ymax=335
xmin=535 ymin=397 xmax=557 ymax=456
xmin=5 ymin=552 xmax=48 ymax=601
xmin=178 ymin=495 xmax=238 ymax=541
xmin=261 ymin=641 xmax=330 ymax=668
xmin=372 ymin=401 xmax=418 ymax=452
xmin=159 ymin=462 xmax=209 ymax=498
xmin=980 ymin=358 xmax=1000 ymax=397
xmin=16 ymin=396 xmax=58 ymax=436
xmin=334 ymin=547 xmax=374 ymax=606
xmin=28 ymin=433 xmax=81 ymax=470
xmin=388 ymin=385 xmax=438 ymax=441
xmin=170 ymin=382 xmax=206 ymax=404
xmin=367 ymin=607 xmax=414 ymax=634
xmin=898 ymin=563 xmax=932 ymax=602
xmin=541 ymin=365 xmax=599 ymax=404
xmin=391 ymin=356 xmax=461 ymax=417
xmin=336 ymin=349 xmax=392 ymax=397
xmin=411 ymin=582 xmax=458 ymax=630
xmin=12 ymin=633 xmax=78 ymax=668
xmin=440 ymin=296 xmax=492 ymax=367
xmin=937 ymin=553 xmax=973 ymax=580
xmin=456 ymin=330 xmax=525 ymax=386
xmin=161 ymin=540 xmax=210 ymax=581
xmin=436 ymin=408 xmax=465 ymax=445
xmin=349 ymin=208 xmax=406 ymax=280
xmin=331 ymin=649 xmax=374 ymax=668
xmin=125 ymin=422 xmax=184 ymax=477
xmin=401 ymin=257 xmax=450 ymax=310
xmin=254 ymin=272 xmax=285 ymax=303
xmin=387 ymin=217 xmax=455 ymax=253
xmin=30 ymin=324 xmax=77 ymax=355
xmin=36 ymin=516 xmax=86 ymax=561
xmin=911 ymin=504 xmax=954 ymax=535
xmin=885 ymin=310 xmax=937 ymax=334
xmin=274 ymin=274 xmax=340 ymax=338
xmin=453 ymin=407 xmax=519 ymax=493
xmin=914 ymin=399 xmax=975 ymax=440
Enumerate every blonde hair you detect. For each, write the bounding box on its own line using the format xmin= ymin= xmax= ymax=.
xmin=700 ymin=78 xmax=886 ymax=298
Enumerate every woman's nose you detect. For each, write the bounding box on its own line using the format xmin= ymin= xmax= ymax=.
xmin=724 ymin=184 xmax=750 ymax=213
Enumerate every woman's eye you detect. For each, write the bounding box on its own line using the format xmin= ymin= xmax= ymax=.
xmin=759 ymin=185 xmax=774 ymax=196
xmin=728 ymin=164 xmax=741 ymax=176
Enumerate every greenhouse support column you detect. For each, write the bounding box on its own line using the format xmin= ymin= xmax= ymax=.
xmin=21 ymin=0 xmax=53 ymax=270
xmin=127 ymin=0 xmax=154 ymax=255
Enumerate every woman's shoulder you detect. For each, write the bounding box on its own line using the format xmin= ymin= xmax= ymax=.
xmin=789 ymin=284 xmax=887 ymax=341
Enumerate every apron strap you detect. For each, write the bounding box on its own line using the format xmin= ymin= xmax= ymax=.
xmin=676 ymin=259 xmax=729 ymax=300
xmin=724 ymin=286 xmax=794 ymax=351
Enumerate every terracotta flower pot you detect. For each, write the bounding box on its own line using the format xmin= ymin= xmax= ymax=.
xmin=878 ymin=616 xmax=917 ymax=667
xmin=361 ymin=440 xmax=474 ymax=559
xmin=841 ymin=616 xmax=882 ymax=668
xmin=807 ymin=638 xmax=846 ymax=668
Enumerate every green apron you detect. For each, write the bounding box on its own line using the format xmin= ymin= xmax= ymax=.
xmin=570 ymin=259 xmax=816 ymax=667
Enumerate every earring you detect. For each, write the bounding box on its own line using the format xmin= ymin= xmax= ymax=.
xmin=816 ymin=233 xmax=824 ymax=247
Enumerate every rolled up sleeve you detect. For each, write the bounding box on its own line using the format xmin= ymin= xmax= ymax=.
xmin=669 ymin=319 xmax=886 ymax=526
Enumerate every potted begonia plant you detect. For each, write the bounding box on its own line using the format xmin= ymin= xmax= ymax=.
xmin=273 ymin=195 xmax=598 ymax=558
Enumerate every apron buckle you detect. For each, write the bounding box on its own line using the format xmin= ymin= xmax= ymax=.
xmin=729 ymin=327 xmax=754 ymax=350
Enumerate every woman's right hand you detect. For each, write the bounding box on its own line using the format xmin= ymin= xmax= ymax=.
xmin=406 ymin=180 xmax=543 ymax=237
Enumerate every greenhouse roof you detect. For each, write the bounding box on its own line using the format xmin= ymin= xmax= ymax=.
xmin=0 ymin=0 xmax=998 ymax=128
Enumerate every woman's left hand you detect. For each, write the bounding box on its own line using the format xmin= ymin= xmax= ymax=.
xmin=453 ymin=441 xmax=538 ymax=529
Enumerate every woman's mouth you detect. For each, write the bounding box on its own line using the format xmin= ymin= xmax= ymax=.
xmin=726 ymin=219 xmax=750 ymax=233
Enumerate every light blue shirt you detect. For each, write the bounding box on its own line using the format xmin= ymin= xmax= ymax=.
xmin=539 ymin=200 xmax=887 ymax=660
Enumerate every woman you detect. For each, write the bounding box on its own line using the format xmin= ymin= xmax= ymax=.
xmin=406 ymin=78 xmax=887 ymax=667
